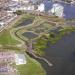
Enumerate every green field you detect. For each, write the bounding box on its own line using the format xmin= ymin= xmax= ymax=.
xmin=33 ymin=27 xmax=75 ymax=56
xmin=17 ymin=53 xmax=46 ymax=75
xmin=0 ymin=29 xmax=19 ymax=45
xmin=0 ymin=13 xmax=46 ymax=75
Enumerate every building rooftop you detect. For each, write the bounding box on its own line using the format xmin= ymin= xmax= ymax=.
xmin=0 ymin=51 xmax=17 ymax=75
xmin=15 ymin=54 xmax=26 ymax=65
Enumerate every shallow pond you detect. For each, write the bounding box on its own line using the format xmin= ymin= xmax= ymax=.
xmin=16 ymin=18 xmax=34 ymax=27
xmin=22 ymin=32 xmax=38 ymax=39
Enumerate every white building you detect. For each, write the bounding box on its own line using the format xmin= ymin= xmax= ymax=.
xmin=0 ymin=22 xmax=4 ymax=28
xmin=50 ymin=3 xmax=64 ymax=17
xmin=37 ymin=3 xmax=45 ymax=12
xmin=12 ymin=0 xmax=18 ymax=2
xmin=10 ymin=5 xmax=34 ymax=12
xmin=19 ymin=5 xmax=34 ymax=11
xmin=7 ymin=10 xmax=13 ymax=16
xmin=12 ymin=0 xmax=30 ymax=3
xmin=0 ymin=22 xmax=4 ymax=26
xmin=15 ymin=54 xmax=26 ymax=65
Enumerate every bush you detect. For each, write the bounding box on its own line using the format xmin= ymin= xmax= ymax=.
xmin=14 ymin=10 xmax=23 ymax=15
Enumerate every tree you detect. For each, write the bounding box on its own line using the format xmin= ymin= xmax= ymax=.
xmin=14 ymin=10 xmax=23 ymax=15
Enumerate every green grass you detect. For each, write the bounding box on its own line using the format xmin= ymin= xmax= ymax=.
xmin=1 ymin=46 xmax=22 ymax=50
xmin=34 ymin=35 xmax=48 ymax=56
xmin=17 ymin=53 xmax=46 ymax=75
xmin=0 ymin=29 xmax=19 ymax=45
xmin=33 ymin=27 xmax=75 ymax=56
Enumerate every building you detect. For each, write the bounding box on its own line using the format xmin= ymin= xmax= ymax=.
xmin=12 ymin=0 xmax=30 ymax=3
xmin=0 ymin=51 xmax=17 ymax=75
xmin=0 ymin=51 xmax=15 ymax=63
xmin=37 ymin=3 xmax=45 ymax=12
xmin=32 ymin=0 xmax=43 ymax=4
xmin=0 ymin=9 xmax=17 ymax=29
xmin=15 ymin=54 xmax=26 ymax=65
xmin=50 ymin=3 xmax=64 ymax=17
xmin=0 ymin=51 xmax=26 ymax=75
xmin=0 ymin=0 xmax=11 ymax=20
xmin=0 ymin=0 xmax=10 ymax=8
xmin=0 ymin=21 xmax=4 ymax=28
xmin=0 ymin=64 xmax=13 ymax=74
xmin=0 ymin=10 xmax=6 ymax=20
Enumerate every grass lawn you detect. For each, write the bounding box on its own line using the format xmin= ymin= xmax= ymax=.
xmin=17 ymin=53 xmax=46 ymax=75
xmin=0 ymin=29 xmax=19 ymax=45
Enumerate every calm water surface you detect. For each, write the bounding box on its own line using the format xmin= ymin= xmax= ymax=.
xmin=22 ymin=32 xmax=38 ymax=39
xmin=17 ymin=19 xmax=33 ymax=27
xmin=26 ymin=32 xmax=75 ymax=75
xmin=44 ymin=32 xmax=75 ymax=75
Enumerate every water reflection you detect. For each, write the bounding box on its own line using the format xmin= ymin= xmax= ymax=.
xmin=44 ymin=32 xmax=75 ymax=75
xmin=44 ymin=1 xmax=75 ymax=19
xmin=22 ymin=32 xmax=38 ymax=39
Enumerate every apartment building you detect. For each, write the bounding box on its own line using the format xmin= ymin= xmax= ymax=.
xmin=0 ymin=10 xmax=7 ymax=20
xmin=0 ymin=51 xmax=17 ymax=75
xmin=0 ymin=0 xmax=10 ymax=8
